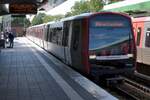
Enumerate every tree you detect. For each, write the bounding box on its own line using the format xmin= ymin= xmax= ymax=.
xmin=71 ymin=1 xmax=90 ymax=15
xmin=89 ymin=0 xmax=103 ymax=12
xmin=65 ymin=12 xmax=73 ymax=17
xmin=109 ymin=0 xmax=124 ymax=4
xmin=24 ymin=18 xmax=31 ymax=28
xmin=43 ymin=14 xmax=64 ymax=23
xmin=65 ymin=0 xmax=104 ymax=17
xmin=31 ymin=13 xmax=46 ymax=25
xmin=11 ymin=17 xmax=30 ymax=28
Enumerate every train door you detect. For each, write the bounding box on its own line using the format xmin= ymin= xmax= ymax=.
xmin=133 ymin=22 xmax=144 ymax=63
xmin=134 ymin=22 xmax=144 ymax=48
xmin=145 ymin=28 xmax=150 ymax=47
xmin=42 ymin=26 xmax=45 ymax=48
xmin=132 ymin=23 xmax=137 ymax=42
xmin=142 ymin=22 xmax=150 ymax=65
xmin=70 ymin=20 xmax=84 ymax=72
xmin=44 ymin=24 xmax=49 ymax=50
xmin=63 ymin=21 xmax=72 ymax=65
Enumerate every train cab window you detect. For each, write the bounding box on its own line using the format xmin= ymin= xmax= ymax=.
xmin=145 ymin=28 xmax=150 ymax=47
xmin=137 ymin=27 xmax=141 ymax=46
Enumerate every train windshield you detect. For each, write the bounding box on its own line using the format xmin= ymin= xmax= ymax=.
xmin=89 ymin=14 xmax=133 ymax=55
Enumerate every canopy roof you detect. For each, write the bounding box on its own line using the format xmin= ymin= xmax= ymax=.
xmin=0 ymin=0 xmax=65 ymax=15
xmin=103 ymin=0 xmax=150 ymax=15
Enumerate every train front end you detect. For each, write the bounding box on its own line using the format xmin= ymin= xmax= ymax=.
xmin=89 ymin=13 xmax=136 ymax=76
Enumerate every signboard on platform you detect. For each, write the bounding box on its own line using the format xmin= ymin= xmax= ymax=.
xmin=9 ymin=3 xmax=37 ymax=14
xmin=0 ymin=0 xmax=36 ymax=4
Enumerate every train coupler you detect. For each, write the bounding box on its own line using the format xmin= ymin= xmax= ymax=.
xmin=106 ymin=76 xmax=124 ymax=86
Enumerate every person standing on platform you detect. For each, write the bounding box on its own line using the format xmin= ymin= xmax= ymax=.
xmin=8 ymin=32 xmax=14 ymax=48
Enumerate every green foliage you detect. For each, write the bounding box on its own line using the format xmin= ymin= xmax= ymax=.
xmin=11 ymin=17 xmax=31 ymax=28
xmin=65 ymin=0 xmax=104 ymax=17
xmin=31 ymin=0 xmax=104 ymax=25
xmin=71 ymin=1 xmax=90 ymax=15
xmin=65 ymin=12 xmax=73 ymax=17
xmin=43 ymin=14 xmax=64 ymax=23
xmin=31 ymin=13 xmax=64 ymax=24
xmin=31 ymin=13 xmax=46 ymax=25
xmin=89 ymin=0 xmax=103 ymax=12
xmin=24 ymin=18 xmax=31 ymax=28
xmin=109 ymin=0 xmax=124 ymax=4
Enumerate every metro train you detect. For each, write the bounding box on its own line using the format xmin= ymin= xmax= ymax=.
xmin=133 ymin=17 xmax=150 ymax=75
xmin=26 ymin=12 xmax=136 ymax=78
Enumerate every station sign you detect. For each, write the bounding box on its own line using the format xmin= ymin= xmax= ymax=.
xmin=9 ymin=3 xmax=37 ymax=14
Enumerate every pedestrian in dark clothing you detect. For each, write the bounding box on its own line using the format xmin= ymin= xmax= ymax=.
xmin=4 ymin=31 xmax=9 ymax=43
xmin=8 ymin=32 xmax=14 ymax=48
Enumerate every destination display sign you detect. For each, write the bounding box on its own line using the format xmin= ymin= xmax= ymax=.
xmin=9 ymin=3 xmax=37 ymax=14
xmin=95 ymin=21 xmax=124 ymax=27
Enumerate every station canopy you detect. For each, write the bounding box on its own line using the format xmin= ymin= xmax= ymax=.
xmin=103 ymin=0 xmax=150 ymax=17
xmin=0 ymin=0 xmax=48 ymax=15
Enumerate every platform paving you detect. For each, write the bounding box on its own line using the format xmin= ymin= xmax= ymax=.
xmin=0 ymin=37 xmax=117 ymax=100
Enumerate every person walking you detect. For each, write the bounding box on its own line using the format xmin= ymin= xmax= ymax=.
xmin=8 ymin=32 xmax=14 ymax=48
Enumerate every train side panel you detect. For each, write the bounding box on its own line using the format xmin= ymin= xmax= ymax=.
xmin=141 ymin=21 xmax=150 ymax=65
xmin=46 ymin=22 xmax=66 ymax=62
xmin=133 ymin=17 xmax=150 ymax=75
xmin=133 ymin=21 xmax=145 ymax=63
xmin=69 ymin=19 xmax=89 ymax=74
xmin=63 ymin=19 xmax=89 ymax=74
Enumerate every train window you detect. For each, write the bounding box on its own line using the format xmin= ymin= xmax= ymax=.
xmin=51 ymin=27 xmax=63 ymax=45
xmin=136 ymin=27 xmax=141 ymax=46
xmin=57 ymin=27 xmax=63 ymax=45
xmin=63 ymin=21 xmax=71 ymax=46
xmin=145 ymin=28 xmax=150 ymax=47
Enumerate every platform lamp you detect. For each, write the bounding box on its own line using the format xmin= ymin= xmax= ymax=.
xmin=38 ymin=8 xmax=46 ymax=13
xmin=36 ymin=0 xmax=44 ymax=3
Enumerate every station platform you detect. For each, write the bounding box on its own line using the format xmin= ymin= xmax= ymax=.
xmin=0 ymin=37 xmax=117 ymax=100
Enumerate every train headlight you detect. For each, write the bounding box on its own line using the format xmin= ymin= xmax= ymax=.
xmin=89 ymin=55 xmax=96 ymax=59
xmin=127 ymin=54 xmax=133 ymax=58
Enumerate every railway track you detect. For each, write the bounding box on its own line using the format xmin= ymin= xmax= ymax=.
xmin=115 ymin=77 xmax=150 ymax=100
xmin=124 ymin=72 xmax=150 ymax=88
xmin=134 ymin=72 xmax=150 ymax=87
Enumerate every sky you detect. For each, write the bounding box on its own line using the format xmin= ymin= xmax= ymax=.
xmin=46 ymin=0 xmax=81 ymax=15
xmin=27 ymin=0 xmax=81 ymax=21
xmin=28 ymin=0 xmax=148 ymax=21
xmin=104 ymin=0 xmax=150 ymax=10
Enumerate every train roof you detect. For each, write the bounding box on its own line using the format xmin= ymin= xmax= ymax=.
xmin=61 ymin=12 xmax=130 ymax=21
xmin=133 ymin=16 xmax=150 ymax=22
xmin=28 ymin=12 xmax=130 ymax=29
xmin=49 ymin=21 xmax=63 ymax=28
xmin=30 ymin=23 xmax=46 ymax=28
xmin=61 ymin=13 xmax=92 ymax=21
xmin=45 ymin=21 xmax=55 ymax=25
